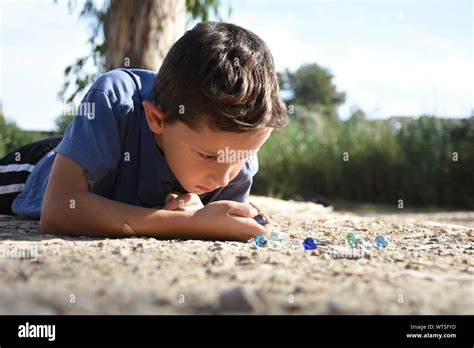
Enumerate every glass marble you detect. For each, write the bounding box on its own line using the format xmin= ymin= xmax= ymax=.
xmin=303 ymin=237 xmax=318 ymax=250
xmin=254 ymin=233 xmax=268 ymax=247
xmin=374 ymin=235 xmax=389 ymax=249
xmin=268 ymin=231 xmax=283 ymax=242
xmin=254 ymin=214 xmax=266 ymax=226
xmin=346 ymin=232 xmax=364 ymax=247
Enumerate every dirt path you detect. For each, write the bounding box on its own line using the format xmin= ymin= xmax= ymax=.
xmin=0 ymin=196 xmax=472 ymax=314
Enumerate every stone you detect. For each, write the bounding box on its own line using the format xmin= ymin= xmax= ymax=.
xmin=219 ymin=286 xmax=265 ymax=312
xmin=393 ymin=254 xmax=404 ymax=262
xmin=327 ymin=299 xmax=350 ymax=314
xmin=374 ymin=235 xmax=389 ymax=249
xmin=253 ymin=233 xmax=268 ymax=248
xmin=303 ymin=237 xmax=318 ymax=250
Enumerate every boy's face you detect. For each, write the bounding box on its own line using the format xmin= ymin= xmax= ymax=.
xmin=143 ymin=101 xmax=272 ymax=194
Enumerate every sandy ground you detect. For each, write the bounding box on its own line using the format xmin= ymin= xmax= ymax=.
xmin=0 ymin=195 xmax=473 ymax=314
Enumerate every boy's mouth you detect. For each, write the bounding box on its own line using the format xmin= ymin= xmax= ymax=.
xmin=196 ymin=185 xmax=216 ymax=192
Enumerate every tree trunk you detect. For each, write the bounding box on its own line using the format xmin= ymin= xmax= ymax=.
xmin=104 ymin=0 xmax=186 ymax=71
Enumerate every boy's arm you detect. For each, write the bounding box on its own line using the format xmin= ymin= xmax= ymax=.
xmin=40 ymin=154 xmax=268 ymax=241
xmin=40 ymin=154 xmax=195 ymax=238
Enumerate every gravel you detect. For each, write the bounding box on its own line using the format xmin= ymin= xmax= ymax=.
xmin=0 ymin=195 xmax=472 ymax=314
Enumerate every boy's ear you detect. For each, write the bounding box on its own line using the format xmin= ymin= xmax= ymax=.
xmin=142 ymin=101 xmax=166 ymax=133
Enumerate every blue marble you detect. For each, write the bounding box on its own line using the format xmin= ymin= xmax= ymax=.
xmin=254 ymin=233 xmax=268 ymax=247
xmin=254 ymin=214 xmax=266 ymax=226
xmin=374 ymin=235 xmax=389 ymax=249
xmin=303 ymin=237 xmax=318 ymax=250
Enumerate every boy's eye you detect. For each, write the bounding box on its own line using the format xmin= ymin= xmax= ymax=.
xmin=199 ymin=153 xmax=216 ymax=161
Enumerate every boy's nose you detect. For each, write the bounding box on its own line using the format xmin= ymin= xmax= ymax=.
xmin=209 ymin=176 xmax=229 ymax=188
xmin=209 ymin=168 xmax=232 ymax=188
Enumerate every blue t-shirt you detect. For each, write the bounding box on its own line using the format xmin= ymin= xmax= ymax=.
xmin=12 ymin=69 xmax=259 ymax=219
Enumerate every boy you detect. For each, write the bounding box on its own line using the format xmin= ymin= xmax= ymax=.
xmin=0 ymin=22 xmax=287 ymax=241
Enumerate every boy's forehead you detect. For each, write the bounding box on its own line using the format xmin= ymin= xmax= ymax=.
xmin=176 ymin=121 xmax=272 ymax=150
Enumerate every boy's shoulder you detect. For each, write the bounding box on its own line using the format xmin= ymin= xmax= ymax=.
xmin=89 ymin=69 xmax=156 ymax=105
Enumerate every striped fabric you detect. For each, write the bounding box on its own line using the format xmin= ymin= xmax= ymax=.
xmin=0 ymin=163 xmax=35 ymax=173
xmin=0 ymin=183 xmax=26 ymax=195
xmin=0 ymin=164 xmax=35 ymax=194
xmin=0 ymin=137 xmax=62 ymax=215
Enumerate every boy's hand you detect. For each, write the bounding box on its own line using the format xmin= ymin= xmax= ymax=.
xmin=163 ymin=191 xmax=204 ymax=212
xmin=190 ymin=200 xmax=272 ymax=242
xmin=249 ymin=201 xmax=272 ymax=231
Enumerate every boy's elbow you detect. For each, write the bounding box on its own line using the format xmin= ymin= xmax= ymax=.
xmin=40 ymin=202 xmax=67 ymax=235
xmin=39 ymin=212 xmax=57 ymax=234
xmin=40 ymin=213 xmax=72 ymax=236
xmin=40 ymin=190 xmax=70 ymax=235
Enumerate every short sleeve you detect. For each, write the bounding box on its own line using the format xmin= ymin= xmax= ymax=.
xmin=55 ymin=89 xmax=122 ymax=183
xmin=212 ymin=153 xmax=259 ymax=203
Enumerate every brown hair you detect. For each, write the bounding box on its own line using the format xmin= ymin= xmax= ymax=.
xmin=152 ymin=21 xmax=287 ymax=132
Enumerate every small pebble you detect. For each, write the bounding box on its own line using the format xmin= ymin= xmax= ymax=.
xmin=393 ymin=254 xmax=404 ymax=262
xmin=253 ymin=233 xmax=268 ymax=248
xmin=219 ymin=286 xmax=265 ymax=312
xmin=303 ymin=237 xmax=318 ymax=250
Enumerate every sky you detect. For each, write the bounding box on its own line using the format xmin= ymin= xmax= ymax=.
xmin=1 ymin=0 xmax=473 ymax=131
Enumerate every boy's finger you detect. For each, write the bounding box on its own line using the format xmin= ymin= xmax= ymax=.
xmin=165 ymin=193 xmax=179 ymax=204
xmin=224 ymin=202 xmax=270 ymax=238
xmin=239 ymin=217 xmax=270 ymax=237
xmin=228 ymin=201 xmax=259 ymax=218
xmin=171 ymin=198 xmax=186 ymax=211
xmin=164 ymin=193 xmax=200 ymax=211
xmin=249 ymin=201 xmax=262 ymax=214
xmin=181 ymin=193 xmax=201 ymax=205
xmin=249 ymin=202 xmax=272 ymax=233
xmin=163 ymin=196 xmax=183 ymax=210
xmin=249 ymin=202 xmax=272 ymax=224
